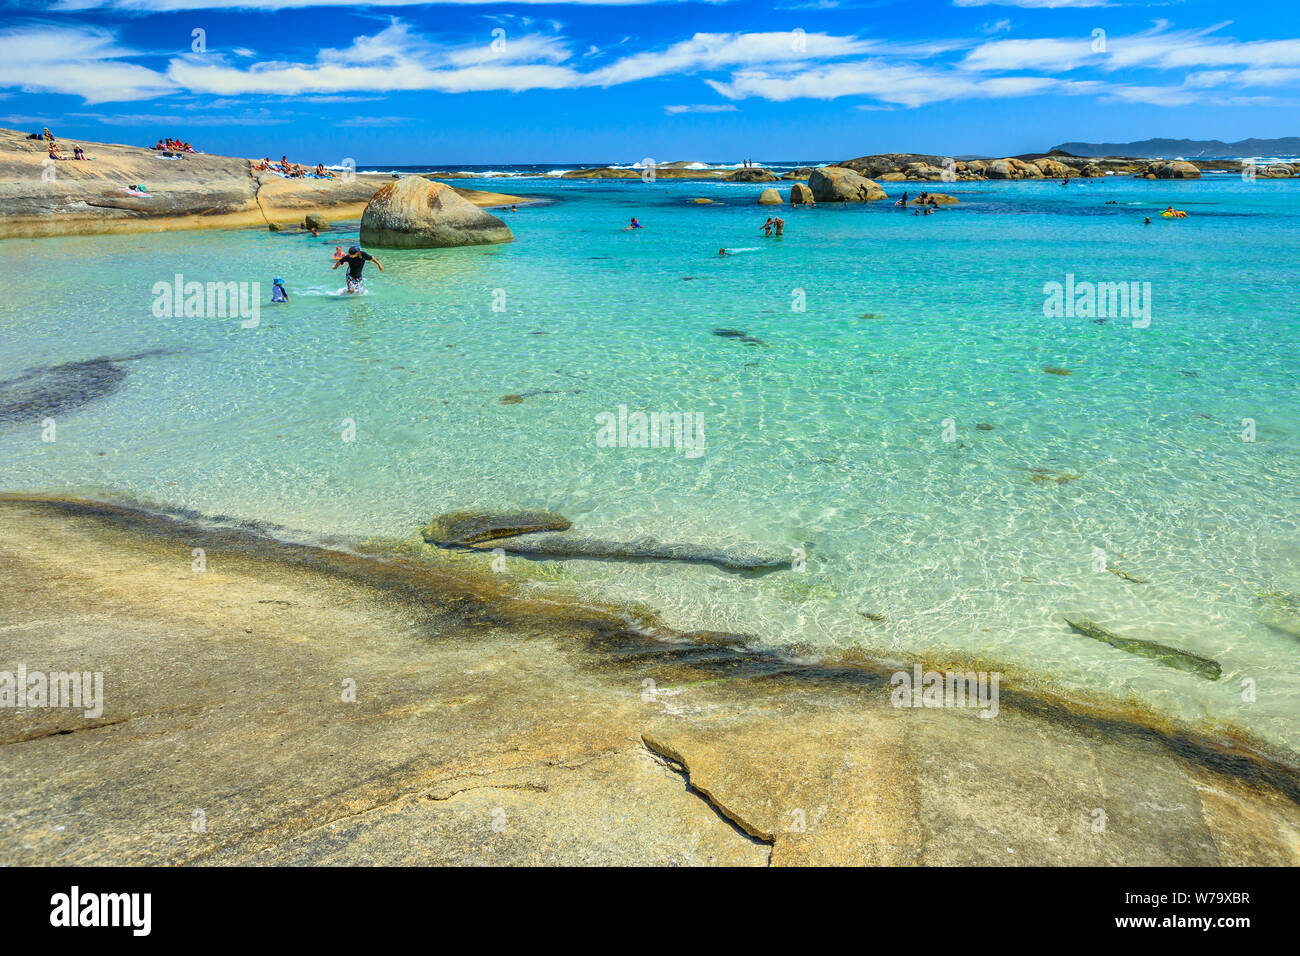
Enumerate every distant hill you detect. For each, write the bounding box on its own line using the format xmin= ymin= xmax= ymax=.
xmin=1052 ymin=137 xmax=1300 ymax=158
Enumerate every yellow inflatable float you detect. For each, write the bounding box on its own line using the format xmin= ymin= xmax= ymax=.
xmin=1161 ymin=208 xmax=1188 ymax=218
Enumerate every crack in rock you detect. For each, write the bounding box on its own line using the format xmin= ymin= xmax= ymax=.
xmin=641 ymin=732 xmax=775 ymax=860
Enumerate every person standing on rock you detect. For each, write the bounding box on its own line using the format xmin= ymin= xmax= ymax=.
xmin=332 ymin=245 xmax=384 ymax=294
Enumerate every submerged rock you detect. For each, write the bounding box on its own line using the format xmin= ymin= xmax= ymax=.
xmin=421 ymin=509 xmax=791 ymax=574
xmin=1043 ymin=367 xmax=1073 ymax=376
xmin=1028 ymin=468 xmax=1083 ymax=485
xmin=464 ymin=532 xmax=791 ymax=574
xmin=1064 ymin=617 xmax=1221 ymax=681
xmin=421 ymin=509 xmax=572 ymax=546
xmin=0 ymin=351 xmax=167 ymax=425
xmin=712 ymin=328 xmax=766 ymax=346
xmin=359 ymin=176 xmax=513 ymax=249
xmin=1108 ymin=567 xmax=1146 ymax=584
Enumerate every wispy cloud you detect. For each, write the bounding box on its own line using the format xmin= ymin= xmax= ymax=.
xmin=665 ymin=103 xmax=738 ymax=114
xmin=4 ymin=16 xmax=1300 ymax=116
xmin=0 ymin=22 xmax=174 ymax=103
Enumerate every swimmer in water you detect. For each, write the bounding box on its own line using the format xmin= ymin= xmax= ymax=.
xmin=719 ymin=248 xmax=727 ymax=257
xmin=332 ymin=245 xmax=384 ymax=293
xmin=761 ymin=218 xmax=774 ymax=237
xmin=333 ymin=245 xmax=343 ymax=260
xmin=1144 ymin=216 xmax=1151 ymax=225
xmin=624 ymin=217 xmax=643 ymax=230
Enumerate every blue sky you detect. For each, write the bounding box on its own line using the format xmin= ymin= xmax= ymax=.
xmin=1 ymin=0 xmax=1297 ymax=163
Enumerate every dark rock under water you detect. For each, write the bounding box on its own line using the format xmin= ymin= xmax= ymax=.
xmin=1064 ymin=616 xmax=1221 ymax=681
xmin=422 ymin=508 xmax=791 ymax=574
xmin=711 ymin=328 xmax=766 ymax=346
xmin=0 ymin=350 xmax=172 ymax=426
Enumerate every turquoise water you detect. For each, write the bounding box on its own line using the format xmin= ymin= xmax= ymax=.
xmin=3 ymin=172 xmax=1298 ymax=754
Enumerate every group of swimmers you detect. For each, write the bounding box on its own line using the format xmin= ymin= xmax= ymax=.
xmin=761 ymin=217 xmax=785 ymax=237
xmin=894 ymin=190 xmax=941 ymax=215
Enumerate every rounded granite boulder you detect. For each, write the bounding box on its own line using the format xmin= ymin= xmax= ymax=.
xmin=808 ymin=166 xmax=886 ymax=203
xmin=360 ymin=176 xmax=513 ymax=248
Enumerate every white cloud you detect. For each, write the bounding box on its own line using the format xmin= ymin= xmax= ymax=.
xmin=664 ymin=103 xmax=738 ymax=114
xmin=586 ymin=32 xmax=881 ymax=86
xmin=0 ymin=23 xmax=174 ymax=102
xmin=168 ymin=21 xmax=586 ymax=95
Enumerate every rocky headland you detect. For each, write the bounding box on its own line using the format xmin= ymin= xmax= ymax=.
xmin=0 ymin=128 xmax=530 ymax=239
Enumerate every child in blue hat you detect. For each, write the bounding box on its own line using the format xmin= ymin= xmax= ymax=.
xmin=271 ymin=277 xmax=289 ymax=303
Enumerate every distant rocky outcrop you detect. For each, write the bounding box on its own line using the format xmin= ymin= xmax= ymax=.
xmin=726 ymin=167 xmax=778 ymax=182
xmin=1148 ymin=160 xmax=1201 ymax=180
xmin=808 ymin=166 xmax=886 ymax=203
xmin=359 ymin=176 xmax=513 ymax=248
xmin=825 ymin=150 xmax=1284 ymax=182
xmin=781 ymin=167 xmax=813 ymax=181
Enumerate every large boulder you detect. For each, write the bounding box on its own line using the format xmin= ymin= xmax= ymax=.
xmin=757 ymin=188 xmax=782 ymax=205
xmin=1032 ymin=158 xmax=1073 ymax=178
xmin=360 ymin=176 xmax=513 ymax=248
xmin=808 ymin=166 xmax=886 ymax=203
xmin=781 ymin=167 xmax=814 ymax=181
xmin=789 ymin=183 xmax=814 ymax=205
xmin=1149 ymin=160 xmax=1201 ymax=180
xmin=839 ymin=153 xmax=949 ymax=179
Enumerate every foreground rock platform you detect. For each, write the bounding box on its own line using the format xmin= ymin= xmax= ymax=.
xmin=0 ymin=495 xmax=1296 ymax=865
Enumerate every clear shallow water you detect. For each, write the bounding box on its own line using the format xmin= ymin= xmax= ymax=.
xmin=2 ymin=174 xmax=1298 ymax=754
